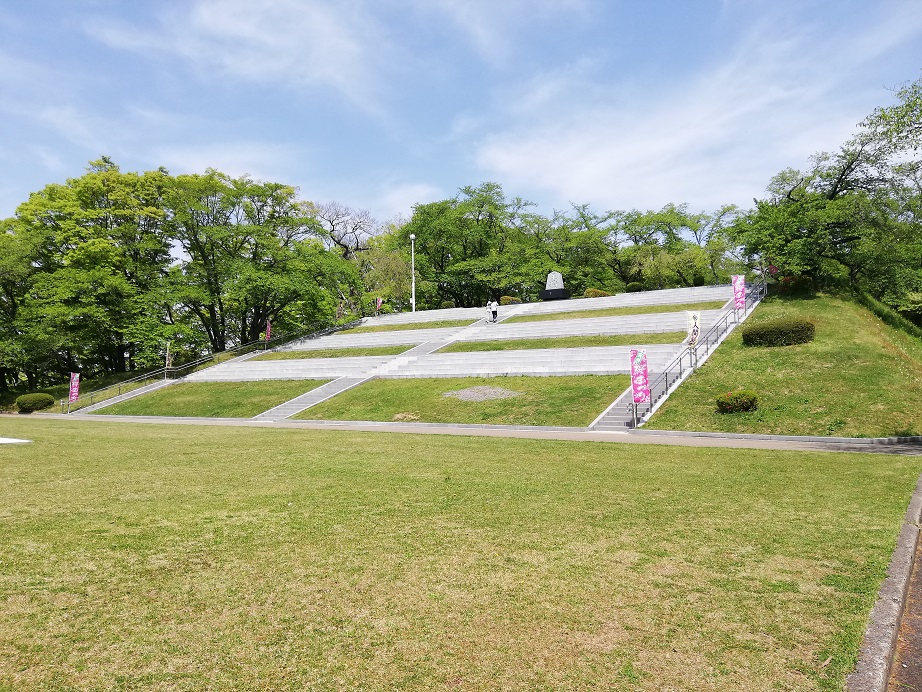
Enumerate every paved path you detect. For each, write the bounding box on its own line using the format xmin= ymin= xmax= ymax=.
xmin=35 ymin=413 xmax=922 ymax=455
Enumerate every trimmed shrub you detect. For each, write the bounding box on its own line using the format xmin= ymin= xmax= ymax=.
xmin=499 ymin=296 xmax=521 ymax=305
xmin=438 ymin=300 xmax=455 ymax=309
xmin=626 ymin=282 xmax=644 ymax=293
xmin=716 ymin=390 xmax=758 ymax=414
xmin=583 ymin=288 xmax=612 ymax=298
xmin=16 ymin=392 xmax=56 ymax=414
xmin=741 ymin=318 xmax=815 ymax=347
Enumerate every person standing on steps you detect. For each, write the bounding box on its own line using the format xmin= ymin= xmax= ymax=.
xmin=490 ymin=299 xmax=499 ymax=323
xmin=485 ymin=301 xmax=493 ymax=323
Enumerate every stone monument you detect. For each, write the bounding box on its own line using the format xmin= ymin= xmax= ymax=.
xmin=539 ymin=271 xmax=570 ymax=301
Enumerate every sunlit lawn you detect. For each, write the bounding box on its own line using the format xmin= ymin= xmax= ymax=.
xmin=92 ymin=380 xmax=328 ymax=418
xmin=504 ymin=300 xmax=727 ymax=324
xmin=0 ymin=417 xmax=918 ymax=690
xmin=337 ymin=319 xmax=477 ymax=334
xmin=253 ymin=345 xmax=411 ymax=360
xmin=647 ymin=294 xmax=922 ymax=437
xmin=437 ymin=332 xmax=687 ymax=353
xmin=294 ymin=375 xmax=629 ymax=426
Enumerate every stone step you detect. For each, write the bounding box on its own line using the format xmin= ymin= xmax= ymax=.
xmin=253 ymin=376 xmax=368 ymax=420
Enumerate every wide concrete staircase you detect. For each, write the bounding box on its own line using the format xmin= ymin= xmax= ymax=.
xmin=86 ymin=283 xmax=752 ymax=424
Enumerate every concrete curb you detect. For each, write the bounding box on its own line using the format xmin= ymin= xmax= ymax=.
xmin=846 ymin=473 xmax=922 ymax=691
xmin=628 ymin=429 xmax=922 ymax=446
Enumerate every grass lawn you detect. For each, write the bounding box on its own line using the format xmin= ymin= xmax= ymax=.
xmin=437 ymin=332 xmax=687 ymax=353
xmin=293 ymin=375 xmax=629 ymax=426
xmin=0 ymin=417 xmax=918 ymax=690
xmin=92 ymin=380 xmax=328 ymax=418
xmin=503 ymin=300 xmax=728 ymax=324
xmin=337 ymin=319 xmax=477 ymax=334
xmin=647 ymin=293 xmax=922 ymax=437
xmin=252 ymin=345 xmax=411 ymax=360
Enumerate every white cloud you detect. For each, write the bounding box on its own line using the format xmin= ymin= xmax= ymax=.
xmin=474 ymin=6 xmax=922 ymax=212
xmin=89 ymin=0 xmax=387 ymax=106
xmin=151 ymin=141 xmax=296 ymax=182
xmin=417 ymin=0 xmax=591 ymax=62
xmin=373 ymin=181 xmax=445 ymax=220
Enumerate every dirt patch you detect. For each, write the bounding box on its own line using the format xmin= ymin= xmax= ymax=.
xmin=442 ymin=386 xmax=523 ymax=402
xmin=392 ymin=412 xmax=421 ymax=421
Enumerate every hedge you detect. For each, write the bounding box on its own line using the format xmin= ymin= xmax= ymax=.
xmin=16 ymin=392 xmax=56 ymax=414
xmin=583 ymin=288 xmax=612 ymax=298
xmin=716 ymin=390 xmax=758 ymax=414
xmin=741 ymin=318 xmax=815 ymax=347
xmin=626 ymin=282 xmax=644 ymax=293
xmin=500 ymin=296 xmax=522 ymax=305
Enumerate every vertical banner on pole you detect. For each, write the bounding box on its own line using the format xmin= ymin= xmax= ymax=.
xmin=265 ymin=319 xmax=272 ymax=342
xmin=732 ymin=275 xmax=746 ymax=311
xmin=629 ymin=349 xmax=650 ymax=404
xmin=165 ymin=341 xmax=172 ymax=369
xmin=376 ymin=297 xmax=383 ymax=313
xmin=687 ymin=311 xmax=701 ymax=347
xmin=67 ymin=372 xmax=80 ymax=412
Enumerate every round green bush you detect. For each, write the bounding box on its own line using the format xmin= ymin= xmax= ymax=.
xmin=438 ymin=300 xmax=455 ymax=309
xmin=16 ymin=392 xmax=56 ymax=414
xmin=499 ymin=296 xmax=521 ymax=305
xmin=626 ymin=282 xmax=644 ymax=293
xmin=583 ymin=288 xmax=612 ymax=298
xmin=716 ymin=390 xmax=758 ymax=414
xmin=741 ymin=318 xmax=815 ymax=347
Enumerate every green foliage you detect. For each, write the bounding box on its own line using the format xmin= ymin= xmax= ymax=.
xmin=741 ymin=318 xmax=815 ymax=347
xmin=626 ymin=282 xmax=644 ymax=293
xmin=499 ymin=295 xmax=521 ymax=305
xmin=438 ymin=300 xmax=455 ymax=309
xmin=715 ymin=390 xmax=758 ymax=414
xmin=583 ymin=288 xmax=611 ymax=298
xmin=15 ymin=392 xmax=55 ymax=413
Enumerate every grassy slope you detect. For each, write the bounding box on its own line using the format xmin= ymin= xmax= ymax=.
xmin=294 ymin=375 xmax=630 ymax=427
xmin=0 ymin=417 xmax=918 ymax=690
xmin=252 ymin=345 xmax=411 ymax=360
xmin=337 ymin=319 xmax=476 ymax=334
xmin=503 ymin=300 xmax=727 ymax=324
xmin=647 ymin=293 xmax=922 ymax=437
xmin=437 ymin=332 xmax=687 ymax=353
xmin=94 ymin=380 xmax=328 ymax=418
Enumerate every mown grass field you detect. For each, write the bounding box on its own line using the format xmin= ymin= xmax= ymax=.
xmin=647 ymin=294 xmax=922 ymax=437
xmin=0 ymin=417 xmax=918 ymax=690
xmin=93 ymin=380 xmax=328 ymax=418
xmin=503 ymin=300 xmax=727 ymax=324
xmin=294 ymin=375 xmax=629 ymax=426
xmin=252 ymin=345 xmax=411 ymax=360
xmin=337 ymin=319 xmax=477 ymax=334
xmin=437 ymin=332 xmax=687 ymax=353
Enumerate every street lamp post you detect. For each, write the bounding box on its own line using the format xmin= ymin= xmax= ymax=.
xmin=410 ymin=233 xmax=416 ymax=313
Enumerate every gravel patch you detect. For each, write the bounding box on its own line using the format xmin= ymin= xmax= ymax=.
xmin=443 ymin=386 xmax=523 ymax=402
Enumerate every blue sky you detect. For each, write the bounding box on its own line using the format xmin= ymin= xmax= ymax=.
xmin=1 ymin=0 xmax=920 ymax=224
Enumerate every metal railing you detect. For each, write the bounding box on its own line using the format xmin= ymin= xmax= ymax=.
xmin=62 ymin=319 xmax=360 ymax=412
xmin=626 ymin=280 xmax=767 ymax=427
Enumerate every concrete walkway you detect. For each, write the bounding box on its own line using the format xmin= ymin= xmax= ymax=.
xmin=42 ymin=413 xmax=922 ymax=455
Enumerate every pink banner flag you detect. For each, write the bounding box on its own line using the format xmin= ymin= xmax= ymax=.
xmin=630 ymin=349 xmax=650 ymax=404
xmin=265 ymin=319 xmax=272 ymax=341
xmin=732 ymin=275 xmax=746 ymax=310
xmin=68 ymin=373 xmax=81 ymax=403
xmin=687 ymin=311 xmax=701 ymax=347
xmin=376 ymin=297 xmax=383 ymax=311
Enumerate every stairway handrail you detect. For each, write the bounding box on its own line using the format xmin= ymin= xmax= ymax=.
xmin=625 ymin=279 xmax=767 ymax=427
xmin=62 ymin=318 xmax=360 ymax=412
